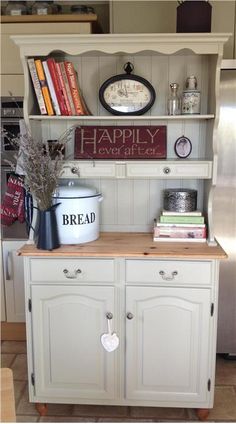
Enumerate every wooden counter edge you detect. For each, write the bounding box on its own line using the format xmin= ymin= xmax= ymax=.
xmin=17 ymin=233 xmax=228 ymax=260
xmin=1 ymin=13 xmax=97 ymax=23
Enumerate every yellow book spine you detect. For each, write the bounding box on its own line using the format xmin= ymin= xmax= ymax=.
xmin=35 ymin=59 xmax=54 ymax=116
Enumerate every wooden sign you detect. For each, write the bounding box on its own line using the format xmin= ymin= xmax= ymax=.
xmin=74 ymin=126 xmax=167 ymax=160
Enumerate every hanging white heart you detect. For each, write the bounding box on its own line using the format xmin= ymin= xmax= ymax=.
xmin=101 ymin=332 xmax=119 ymax=352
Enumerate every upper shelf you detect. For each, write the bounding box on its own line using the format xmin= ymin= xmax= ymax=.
xmin=12 ymin=33 xmax=231 ymax=57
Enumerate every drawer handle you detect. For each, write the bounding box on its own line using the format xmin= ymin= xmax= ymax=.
xmin=71 ymin=167 xmax=80 ymax=176
xmin=6 ymin=251 xmax=13 ymax=280
xmin=159 ymin=270 xmax=178 ymax=281
xmin=163 ymin=167 xmax=171 ymax=174
xmin=126 ymin=312 xmax=134 ymax=320
xmin=63 ymin=268 xmax=82 ymax=279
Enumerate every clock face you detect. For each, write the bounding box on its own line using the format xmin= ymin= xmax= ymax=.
xmin=99 ymin=74 xmax=156 ymax=116
xmin=103 ymin=79 xmax=151 ymax=113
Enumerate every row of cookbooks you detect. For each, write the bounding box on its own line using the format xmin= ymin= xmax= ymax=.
xmin=153 ymin=210 xmax=207 ymax=242
xmin=28 ymin=57 xmax=91 ymax=116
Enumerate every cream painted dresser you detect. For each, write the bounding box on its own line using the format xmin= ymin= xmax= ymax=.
xmin=13 ymin=33 xmax=229 ymax=418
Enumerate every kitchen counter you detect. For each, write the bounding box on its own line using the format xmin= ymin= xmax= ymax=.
xmin=1 ymin=14 xmax=97 ymax=23
xmin=18 ymin=232 xmax=227 ymax=259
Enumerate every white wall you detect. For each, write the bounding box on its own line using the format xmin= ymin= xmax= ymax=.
xmin=110 ymin=0 xmax=236 ymax=58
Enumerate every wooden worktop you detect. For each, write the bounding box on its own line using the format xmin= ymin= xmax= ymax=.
xmin=18 ymin=232 xmax=227 ymax=259
xmin=1 ymin=13 xmax=97 ymax=23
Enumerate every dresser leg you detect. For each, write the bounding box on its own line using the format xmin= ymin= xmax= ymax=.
xmin=196 ymin=408 xmax=210 ymax=420
xmin=35 ymin=403 xmax=48 ymax=416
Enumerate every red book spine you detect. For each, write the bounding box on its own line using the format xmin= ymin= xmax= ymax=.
xmin=59 ymin=62 xmax=76 ymax=115
xmin=64 ymin=61 xmax=85 ymax=116
xmin=55 ymin=62 xmax=72 ymax=116
xmin=46 ymin=58 xmax=68 ymax=116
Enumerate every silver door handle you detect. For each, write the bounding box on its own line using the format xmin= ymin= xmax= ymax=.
xmin=71 ymin=167 xmax=80 ymax=176
xmin=6 ymin=251 xmax=13 ymax=280
xmin=163 ymin=167 xmax=171 ymax=174
xmin=159 ymin=270 xmax=178 ymax=281
xmin=63 ymin=268 xmax=82 ymax=279
xmin=126 ymin=312 xmax=134 ymax=320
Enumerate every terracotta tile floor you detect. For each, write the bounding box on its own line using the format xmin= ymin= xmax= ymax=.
xmin=1 ymin=341 xmax=236 ymax=423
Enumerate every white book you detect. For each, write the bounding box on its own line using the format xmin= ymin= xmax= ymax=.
xmin=27 ymin=58 xmax=47 ymax=115
xmin=42 ymin=60 xmax=61 ymax=116
xmin=162 ymin=210 xmax=202 ymax=216
xmin=155 ymin=221 xmax=205 ymax=228
xmin=153 ymin=237 xmax=206 ymax=243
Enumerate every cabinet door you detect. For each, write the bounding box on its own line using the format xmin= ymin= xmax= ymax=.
xmin=2 ymin=240 xmax=26 ymax=322
xmin=1 ymin=22 xmax=92 ymax=75
xmin=31 ymin=285 xmax=117 ymax=401
xmin=126 ymin=286 xmax=211 ymax=403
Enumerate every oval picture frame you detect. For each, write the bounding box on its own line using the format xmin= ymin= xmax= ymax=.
xmin=174 ymin=135 xmax=192 ymax=158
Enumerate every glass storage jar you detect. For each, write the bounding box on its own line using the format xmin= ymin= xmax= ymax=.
xmin=70 ymin=5 xmax=94 ymax=14
xmin=5 ymin=1 xmax=28 ymax=15
xmin=31 ymin=1 xmax=53 ymax=15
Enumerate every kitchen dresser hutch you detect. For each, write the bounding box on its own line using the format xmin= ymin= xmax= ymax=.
xmin=13 ymin=34 xmax=229 ymax=419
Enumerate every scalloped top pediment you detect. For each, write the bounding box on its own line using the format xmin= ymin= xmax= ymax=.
xmin=11 ymin=33 xmax=230 ymax=57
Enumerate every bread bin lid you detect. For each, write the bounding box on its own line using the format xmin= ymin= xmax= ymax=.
xmin=55 ymin=181 xmax=99 ymax=199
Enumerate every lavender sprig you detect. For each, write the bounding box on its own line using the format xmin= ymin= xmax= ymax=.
xmin=2 ymin=125 xmax=75 ymax=211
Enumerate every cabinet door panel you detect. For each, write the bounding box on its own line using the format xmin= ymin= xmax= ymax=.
xmin=2 ymin=240 xmax=26 ymax=322
xmin=31 ymin=285 xmax=117 ymax=400
xmin=126 ymin=286 xmax=211 ymax=403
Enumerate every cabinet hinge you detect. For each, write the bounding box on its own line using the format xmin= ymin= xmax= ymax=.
xmin=207 ymin=378 xmax=211 ymax=391
xmin=28 ymin=299 xmax=32 ymax=312
xmin=31 ymin=373 xmax=35 ymax=386
xmin=210 ymin=303 xmax=214 ymax=316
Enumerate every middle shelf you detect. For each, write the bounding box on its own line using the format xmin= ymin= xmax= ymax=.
xmin=29 ymin=115 xmax=215 ymax=121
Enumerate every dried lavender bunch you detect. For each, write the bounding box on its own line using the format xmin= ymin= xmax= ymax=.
xmin=2 ymin=126 xmax=74 ymax=211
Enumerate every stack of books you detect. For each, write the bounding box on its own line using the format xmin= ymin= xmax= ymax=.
xmin=153 ymin=210 xmax=207 ymax=242
xmin=28 ymin=57 xmax=90 ymax=116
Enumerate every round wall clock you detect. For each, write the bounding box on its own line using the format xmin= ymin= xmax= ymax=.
xmin=174 ymin=135 xmax=192 ymax=158
xmin=99 ymin=62 xmax=156 ymax=116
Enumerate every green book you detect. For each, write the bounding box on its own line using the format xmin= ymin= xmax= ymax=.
xmin=160 ymin=215 xmax=205 ymax=224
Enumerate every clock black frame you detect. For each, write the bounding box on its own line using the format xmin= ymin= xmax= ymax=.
xmin=99 ymin=63 xmax=156 ymax=116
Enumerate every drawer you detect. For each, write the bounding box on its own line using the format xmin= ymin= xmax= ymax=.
xmin=29 ymin=258 xmax=115 ymax=283
xmin=60 ymin=161 xmax=116 ymax=178
xmin=126 ymin=161 xmax=212 ymax=179
xmin=125 ymin=259 xmax=213 ymax=286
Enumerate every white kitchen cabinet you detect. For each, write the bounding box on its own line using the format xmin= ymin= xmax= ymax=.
xmin=2 ymin=240 xmax=26 ymax=322
xmin=125 ymin=286 xmax=211 ymax=403
xmin=19 ymin=234 xmax=226 ymax=418
xmin=1 ymin=20 xmax=94 ymax=96
xmin=30 ymin=284 xmax=117 ymax=401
